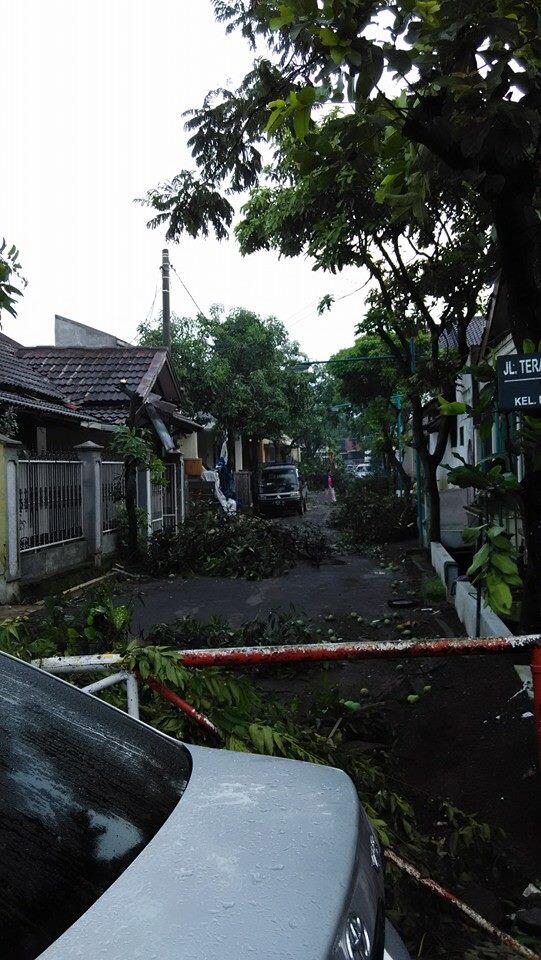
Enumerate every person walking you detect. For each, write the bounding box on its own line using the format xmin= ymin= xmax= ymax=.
xmin=326 ymin=470 xmax=336 ymax=503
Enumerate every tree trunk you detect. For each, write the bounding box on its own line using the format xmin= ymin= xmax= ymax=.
xmin=410 ymin=395 xmax=442 ymax=544
xmin=492 ymin=190 xmax=541 ymax=348
xmin=125 ymin=458 xmax=138 ymax=554
xmin=520 ymin=459 xmax=541 ymax=629
xmin=492 ymin=192 xmax=541 ymax=625
xmin=395 ymin=454 xmax=412 ymax=496
xmin=421 ymin=452 xmax=441 ymax=545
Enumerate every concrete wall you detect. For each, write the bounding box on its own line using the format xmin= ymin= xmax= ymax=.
xmin=178 ymin=431 xmax=199 ymax=459
xmin=430 ymin=541 xmax=459 ymax=596
xmin=55 ymin=314 xmax=129 ymax=348
xmin=454 ymin=578 xmax=510 ymax=638
xmin=102 ymin=531 xmax=118 ymax=558
xmin=20 ymin=538 xmax=87 ymax=582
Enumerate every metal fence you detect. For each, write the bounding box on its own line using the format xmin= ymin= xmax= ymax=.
xmin=101 ymin=462 xmax=125 ymax=534
xmin=18 ymin=460 xmax=83 ymax=552
xmin=150 ymin=463 xmax=177 ymax=532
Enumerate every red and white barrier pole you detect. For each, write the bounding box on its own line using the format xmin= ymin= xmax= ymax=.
xmin=172 ymin=634 xmax=541 ymax=667
xmin=138 ymin=672 xmax=223 ymax=741
xmin=35 ymin=634 xmax=541 ymax=674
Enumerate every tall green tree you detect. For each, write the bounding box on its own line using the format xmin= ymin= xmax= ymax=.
xmin=146 ymin=1 xmax=541 ymax=347
xmin=139 ymin=306 xmax=321 ymax=463
xmin=328 ymin=333 xmax=410 ymax=486
xmin=234 ymin=122 xmax=492 ymax=540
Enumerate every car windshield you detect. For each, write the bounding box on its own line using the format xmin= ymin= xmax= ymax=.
xmin=261 ymin=467 xmax=298 ymax=492
xmin=1 ymin=655 xmax=191 ymax=960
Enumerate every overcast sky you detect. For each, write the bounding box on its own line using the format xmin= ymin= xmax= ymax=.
xmin=1 ymin=0 xmax=367 ymax=357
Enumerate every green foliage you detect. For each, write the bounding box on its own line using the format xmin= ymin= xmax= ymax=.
xmin=0 ymin=590 xmax=132 ymax=661
xmin=149 ymin=610 xmax=313 ymax=650
xmin=443 ymin=347 xmax=526 ymax=617
xmin=333 ymin=477 xmax=416 ymax=545
xmin=137 ymin=501 xmax=333 ymax=580
xmin=111 ymin=426 xmax=154 ymax=466
xmin=0 ymin=404 xmax=18 ymax=439
xmin=450 ymin=455 xmax=522 ymax=617
xmin=150 ymin=455 xmax=167 ymax=487
xmin=462 ymin=523 xmax=522 ymax=617
xmin=187 ymin=1 xmax=541 ymax=242
xmin=0 ymin=239 xmax=25 ymax=319
xmin=139 ymin=306 xmax=323 ymax=450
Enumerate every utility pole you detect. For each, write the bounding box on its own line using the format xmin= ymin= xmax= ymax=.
xmin=161 ymin=247 xmax=171 ymax=349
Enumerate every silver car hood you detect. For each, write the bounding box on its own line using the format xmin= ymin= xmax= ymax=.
xmin=40 ymin=744 xmax=361 ymax=960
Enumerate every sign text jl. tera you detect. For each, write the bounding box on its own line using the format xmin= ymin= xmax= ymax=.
xmin=497 ymin=353 xmax=541 ymax=411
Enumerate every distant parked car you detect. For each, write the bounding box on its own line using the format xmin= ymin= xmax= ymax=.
xmin=355 ymin=462 xmax=372 ymax=479
xmin=0 ymin=653 xmax=410 ymax=960
xmin=258 ymin=463 xmax=307 ymax=515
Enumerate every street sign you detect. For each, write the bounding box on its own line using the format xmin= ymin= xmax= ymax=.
xmin=497 ymin=353 xmax=541 ymax=411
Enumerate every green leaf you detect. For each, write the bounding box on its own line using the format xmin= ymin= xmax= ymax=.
xmin=319 ymin=27 xmax=340 ymax=46
xmin=296 ymin=85 xmax=317 ymax=107
xmin=268 ymin=5 xmax=294 ymax=29
xmin=487 ymin=579 xmax=512 ymax=614
xmin=438 ymin=396 xmax=468 ymax=416
xmin=487 ymin=525 xmax=506 ymax=540
xmin=375 ymin=173 xmax=402 ymax=204
xmin=355 ymin=45 xmax=384 ymax=100
xmin=523 ymin=338 xmax=536 ymax=354
xmin=467 ymin=542 xmax=490 ymax=578
xmin=266 ymin=108 xmax=284 ymax=134
xmin=263 ymin=725 xmax=275 ymax=755
xmin=490 ymin=553 xmax=519 ymax=576
xmin=500 ymin=572 xmax=523 ymax=587
xmin=461 ymin=525 xmax=484 ymax=543
xmin=293 ymin=106 xmax=310 ymax=140
xmin=330 ymin=47 xmax=345 ymax=65
xmin=490 ymin=535 xmax=514 ymax=552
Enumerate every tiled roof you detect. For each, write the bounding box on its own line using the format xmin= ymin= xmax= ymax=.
xmin=0 ymin=334 xmax=66 ymax=403
xmin=439 ymin=316 xmax=486 ymax=351
xmin=78 ymin=405 xmax=128 ymax=425
xmin=0 ymin=389 xmax=83 ymax=420
xmin=19 ymin=346 xmax=169 ymax=408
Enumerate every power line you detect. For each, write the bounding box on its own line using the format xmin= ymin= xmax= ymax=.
xmin=144 ymin=277 xmax=158 ymax=326
xmin=170 ymin=263 xmax=208 ymax=318
xmin=285 ymin=279 xmax=371 ymax=330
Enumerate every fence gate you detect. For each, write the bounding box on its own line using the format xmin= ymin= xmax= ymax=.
xmin=18 ymin=460 xmax=83 ymax=552
xmin=150 ymin=463 xmax=178 ymax=533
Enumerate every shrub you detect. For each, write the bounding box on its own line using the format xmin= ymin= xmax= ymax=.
xmin=333 ymin=478 xmax=415 ymax=545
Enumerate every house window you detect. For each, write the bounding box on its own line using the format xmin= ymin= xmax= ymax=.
xmin=459 ymin=426 xmax=464 ymax=447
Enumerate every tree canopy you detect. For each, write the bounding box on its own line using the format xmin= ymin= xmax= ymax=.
xmin=145 ymin=0 xmax=541 ymax=348
xmin=138 ymin=305 xmax=329 ymax=450
xmin=233 ymin=108 xmax=493 ymax=538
